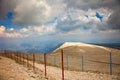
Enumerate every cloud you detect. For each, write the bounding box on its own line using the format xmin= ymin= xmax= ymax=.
xmin=0 ymin=0 xmax=18 ymax=19
xmin=0 ymin=0 xmax=120 ymax=52
xmin=0 ymin=26 xmax=23 ymax=38
xmin=19 ymin=25 xmax=56 ymax=36
xmin=0 ymin=0 xmax=120 ymax=35
xmin=0 ymin=26 xmax=5 ymax=35
xmin=46 ymin=0 xmax=66 ymax=18
xmin=13 ymin=0 xmax=51 ymax=25
xmin=64 ymin=0 xmax=101 ymax=10
xmin=5 ymin=32 xmax=23 ymax=38
xmin=56 ymin=8 xmax=110 ymax=33
xmin=64 ymin=0 xmax=120 ymax=31
xmin=0 ymin=0 xmax=66 ymax=26
xmin=107 ymin=9 xmax=120 ymax=31
xmin=64 ymin=0 xmax=119 ymax=10
xmin=0 ymin=25 xmax=56 ymax=38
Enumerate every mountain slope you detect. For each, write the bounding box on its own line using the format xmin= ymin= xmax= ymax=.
xmin=48 ymin=42 xmax=120 ymax=74
xmin=52 ymin=42 xmax=112 ymax=56
xmin=54 ymin=42 xmax=110 ymax=52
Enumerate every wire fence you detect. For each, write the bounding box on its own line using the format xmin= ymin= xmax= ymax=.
xmin=33 ymin=50 xmax=120 ymax=75
xmin=0 ymin=49 xmax=120 ymax=80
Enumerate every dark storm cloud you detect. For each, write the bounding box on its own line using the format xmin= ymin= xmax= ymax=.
xmin=107 ymin=8 xmax=120 ymax=31
xmin=0 ymin=0 xmax=18 ymax=19
xmin=0 ymin=0 xmax=120 ymax=32
xmin=101 ymin=0 xmax=120 ymax=31
xmin=63 ymin=0 xmax=120 ymax=31
xmin=0 ymin=0 xmax=52 ymax=26
xmin=64 ymin=0 xmax=101 ymax=10
xmin=64 ymin=0 xmax=120 ymax=10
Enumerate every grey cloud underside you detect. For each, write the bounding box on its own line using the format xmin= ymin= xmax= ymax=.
xmin=57 ymin=19 xmax=93 ymax=32
xmin=107 ymin=8 xmax=120 ymax=31
xmin=57 ymin=18 xmax=81 ymax=32
xmin=64 ymin=0 xmax=120 ymax=10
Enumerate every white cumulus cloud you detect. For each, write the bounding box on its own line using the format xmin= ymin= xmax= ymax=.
xmin=0 ymin=26 xmax=23 ymax=38
xmin=0 ymin=26 xmax=5 ymax=35
xmin=14 ymin=0 xmax=52 ymax=25
xmin=56 ymin=8 xmax=111 ymax=33
xmin=19 ymin=25 xmax=56 ymax=36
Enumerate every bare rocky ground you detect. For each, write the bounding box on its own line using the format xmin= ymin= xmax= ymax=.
xmin=0 ymin=56 xmax=48 ymax=80
xmin=0 ymin=56 xmax=119 ymax=80
xmin=34 ymin=62 xmax=119 ymax=80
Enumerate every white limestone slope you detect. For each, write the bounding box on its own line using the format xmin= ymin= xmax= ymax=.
xmin=54 ymin=42 xmax=110 ymax=52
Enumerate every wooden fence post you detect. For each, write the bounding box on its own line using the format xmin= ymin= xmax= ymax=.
xmin=27 ymin=54 xmax=29 ymax=67
xmin=61 ymin=49 xmax=64 ymax=80
xmin=23 ymin=54 xmax=24 ymax=65
xmin=33 ymin=53 xmax=35 ymax=72
xmin=19 ymin=53 xmax=21 ymax=63
xmin=44 ymin=54 xmax=47 ymax=77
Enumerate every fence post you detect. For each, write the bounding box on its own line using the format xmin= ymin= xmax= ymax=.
xmin=16 ymin=53 xmax=18 ymax=62
xmin=66 ymin=55 xmax=69 ymax=70
xmin=23 ymin=54 xmax=24 ymax=65
xmin=19 ymin=53 xmax=21 ymax=63
xmin=33 ymin=53 xmax=35 ymax=72
xmin=10 ymin=53 xmax=12 ymax=59
xmin=27 ymin=54 xmax=29 ymax=67
xmin=44 ymin=54 xmax=47 ymax=77
xmin=54 ymin=55 xmax=56 ymax=66
xmin=46 ymin=55 xmax=47 ymax=64
xmin=5 ymin=50 xmax=6 ymax=57
xmin=110 ymin=51 xmax=112 ymax=75
xmin=82 ymin=55 xmax=84 ymax=72
xmin=61 ymin=49 xmax=64 ymax=80
xmin=11 ymin=52 xmax=13 ymax=59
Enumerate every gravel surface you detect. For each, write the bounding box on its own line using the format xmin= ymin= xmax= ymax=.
xmin=0 ymin=56 xmax=119 ymax=80
xmin=0 ymin=56 xmax=47 ymax=80
xmin=34 ymin=62 xmax=119 ymax=80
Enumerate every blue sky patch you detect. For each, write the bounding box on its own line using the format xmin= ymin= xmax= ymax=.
xmin=95 ymin=12 xmax=103 ymax=22
xmin=0 ymin=12 xmax=13 ymax=29
xmin=6 ymin=11 xmax=13 ymax=19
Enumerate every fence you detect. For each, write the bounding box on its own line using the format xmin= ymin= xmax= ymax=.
xmin=0 ymin=49 xmax=120 ymax=80
xmin=36 ymin=50 xmax=119 ymax=75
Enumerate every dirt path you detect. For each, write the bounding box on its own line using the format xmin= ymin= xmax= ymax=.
xmin=0 ymin=56 xmax=46 ymax=80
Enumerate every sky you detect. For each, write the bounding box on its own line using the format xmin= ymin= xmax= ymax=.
xmin=0 ymin=0 xmax=120 ymax=53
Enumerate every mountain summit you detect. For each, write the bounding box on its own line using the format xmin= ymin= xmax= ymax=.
xmin=53 ymin=42 xmax=110 ymax=53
